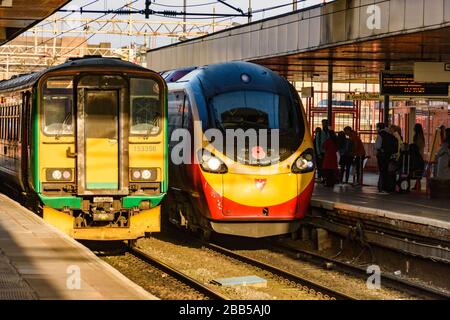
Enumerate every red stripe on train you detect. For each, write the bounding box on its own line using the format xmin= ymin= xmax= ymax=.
xmin=200 ymin=173 xmax=314 ymax=221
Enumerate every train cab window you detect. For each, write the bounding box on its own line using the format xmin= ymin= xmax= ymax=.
xmin=42 ymin=77 xmax=74 ymax=136
xmin=130 ymin=78 xmax=161 ymax=136
xmin=210 ymin=90 xmax=298 ymax=134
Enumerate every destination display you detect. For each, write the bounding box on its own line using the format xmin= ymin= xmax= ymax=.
xmin=380 ymin=72 xmax=449 ymax=96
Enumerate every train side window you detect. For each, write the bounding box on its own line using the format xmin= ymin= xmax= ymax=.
xmin=130 ymin=78 xmax=161 ymax=136
xmin=3 ymin=106 xmax=6 ymax=140
xmin=15 ymin=105 xmax=20 ymax=142
xmin=12 ymin=106 xmax=15 ymax=141
xmin=2 ymin=107 xmax=5 ymax=140
xmin=7 ymin=106 xmax=11 ymax=141
xmin=42 ymin=77 xmax=74 ymax=136
xmin=13 ymin=105 xmax=16 ymax=141
xmin=168 ymin=91 xmax=185 ymax=131
xmin=182 ymin=95 xmax=193 ymax=130
xmin=0 ymin=107 xmax=3 ymax=140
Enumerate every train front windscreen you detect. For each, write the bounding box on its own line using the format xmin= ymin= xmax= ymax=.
xmin=209 ymin=90 xmax=304 ymax=165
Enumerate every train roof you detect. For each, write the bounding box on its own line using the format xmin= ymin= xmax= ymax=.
xmin=172 ymin=61 xmax=291 ymax=98
xmin=0 ymin=57 xmax=150 ymax=92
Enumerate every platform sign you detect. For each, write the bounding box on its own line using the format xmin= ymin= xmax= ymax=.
xmin=381 ymin=71 xmax=449 ymax=97
xmin=345 ymin=93 xmax=381 ymax=101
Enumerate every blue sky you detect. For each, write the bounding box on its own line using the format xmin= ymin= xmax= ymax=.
xmin=36 ymin=0 xmax=330 ymax=48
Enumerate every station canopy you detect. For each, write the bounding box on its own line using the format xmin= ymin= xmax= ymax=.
xmin=147 ymin=0 xmax=450 ymax=84
xmin=0 ymin=0 xmax=69 ymax=46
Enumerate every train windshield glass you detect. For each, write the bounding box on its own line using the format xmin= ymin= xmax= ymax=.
xmin=43 ymin=77 xmax=74 ymax=136
xmin=130 ymin=78 xmax=161 ymax=136
xmin=210 ymin=90 xmax=298 ymax=134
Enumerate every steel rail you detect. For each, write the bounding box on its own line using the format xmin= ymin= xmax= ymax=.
xmin=204 ymin=242 xmax=356 ymax=300
xmin=129 ymin=246 xmax=228 ymax=301
xmin=270 ymin=241 xmax=450 ymax=300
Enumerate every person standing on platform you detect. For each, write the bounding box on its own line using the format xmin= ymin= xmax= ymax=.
xmin=411 ymin=123 xmax=426 ymax=191
xmin=435 ymin=128 xmax=450 ymax=180
xmin=322 ymin=130 xmax=339 ymax=188
xmin=314 ymin=120 xmax=330 ymax=183
xmin=337 ymin=131 xmax=353 ymax=185
xmin=413 ymin=123 xmax=426 ymax=158
xmin=375 ymin=123 xmax=398 ymax=194
xmin=314 ymin=127 xmax=324 ymax=181
xmin=389 ymin=125 xmax=404 ymax=160
xmin=344 ymin=126 xmax=366 ymax=186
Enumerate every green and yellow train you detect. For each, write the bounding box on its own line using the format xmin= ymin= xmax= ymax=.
xmin=0 ymin=56 xmax=168 ymax=240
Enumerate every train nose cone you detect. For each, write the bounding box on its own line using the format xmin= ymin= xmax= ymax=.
xmin=255 ymin=179 xmax=267 ymax=191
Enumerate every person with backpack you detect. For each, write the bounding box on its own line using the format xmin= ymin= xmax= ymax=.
xmin=337 ymin=131 xmax=353 ymax=184
xmin=389 ymin=125 xmax=405 ymax=161
xmin=375 ymin=123 xmax=398 ymax=194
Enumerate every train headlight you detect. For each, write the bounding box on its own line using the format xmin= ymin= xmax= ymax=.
xmin=46 ymin=169 xmax=73 ymax=181
xmin=200 ymin=151 xmax=228 ymax=174
xmin=142 ymin=170 xmax=152 ymax=180
xmin=292 ymin=149 xmax=315 ymax=174
xmin=52 ymin=170 xmax=62 ymax=180
xmin=130 ymin=168 xmax=156 ymax=181
xmin=62 ymin=170 xmax=72 ymax=180
xmin=132 ymin=170 xmax=141 ymax=180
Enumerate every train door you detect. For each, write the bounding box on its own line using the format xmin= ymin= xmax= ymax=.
xmin=84 ymin=90 xmax=119 ymax=190
xmin=76 ymin=75 xmax=128 ymax=194
xmin=20 ymin=91 xmax=31 ymax=191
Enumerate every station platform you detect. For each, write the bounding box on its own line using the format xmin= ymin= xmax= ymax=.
xmin=0 ymin=193 xmax=156 ymax=300
xmin=308 ymin=178 xmax=449 ymax=262
xmin=312 ymin=184 xmax=449 ymax=231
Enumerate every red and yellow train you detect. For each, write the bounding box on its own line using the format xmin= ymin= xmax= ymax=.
xmin=164 ymin=62 xmax=315 ymax=238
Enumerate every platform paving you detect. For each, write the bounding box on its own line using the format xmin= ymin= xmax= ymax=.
xmin=0 ymin=193 xmax=157 ymax=300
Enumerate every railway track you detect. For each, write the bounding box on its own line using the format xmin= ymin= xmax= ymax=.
xmin=198 ymin=242 xmax=356 ymax=300
xmin=269 ymin=240 xmax=450 ymax=300
xmin=127 ymin=246 xmax=228 ymax=300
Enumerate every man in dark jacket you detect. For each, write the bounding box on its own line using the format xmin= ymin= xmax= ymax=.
xmin=375 ymin=123 xmax=398 ymax=194
xmin=314 ymin=120 xmax=330 ymax=183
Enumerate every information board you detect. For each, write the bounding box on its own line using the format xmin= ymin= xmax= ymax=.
xmin=380 ymin=72 xmax=449 ymax=96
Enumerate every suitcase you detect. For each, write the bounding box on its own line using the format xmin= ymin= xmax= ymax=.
xmin=396 ymin=151 xmax=411 ymax=193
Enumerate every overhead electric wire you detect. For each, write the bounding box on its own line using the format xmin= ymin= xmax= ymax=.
xmin=21 ymin=0 xmax=139 ymax=57
xmin=151 ymin=1 xmax=219 ymax=8
xmin=26 ymin=0 xmax=323 ymax=61
xmin=251 ymin=0 xmax=309 ymax=14
xmin=57 ymin=13 xmax=120 ymax=60
xmin=37 ymin=0 xmax=101 ymax=28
